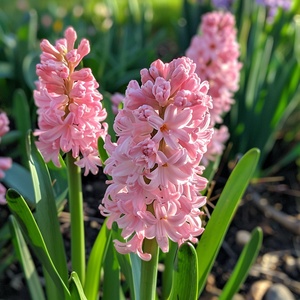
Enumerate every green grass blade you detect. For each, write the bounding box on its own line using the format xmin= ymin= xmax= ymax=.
xmin=69 ymin=272 xmax=88 ymax=300
xmin=219 ymin=227 xmax=263 ymax=300
xmin=9 ymin=215 xmax=46 ymax=300
xmin=197 ymin=148 xmax=260 ymax=296
xmin=84 ymin=219 xmax=112 ymax=300
xmin=6 ymin=189 xmax=71 ymax=299
xmin=169 ymin=242 xmax=198 ymax=300
xmin=26 ymin=132 xmax=68 ymax=284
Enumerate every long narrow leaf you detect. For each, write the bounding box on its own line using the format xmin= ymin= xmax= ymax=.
xmin=84 ymin=219 xmax=112 ymax=300
xmin=219 ymin=227 xmax=263 ymax=300
xmin=26 ymin=132 xmax=68 ymax=285
xmin=102 ymin=238 xmax=124 ymax=300
xmin=197 ymin=148 xmax=260 ymax=296
xmin=112 ymin=223 xmax=140 ymax=300
xmin=9 ymin=215 xmax=46 ymax=300
xmin=69 ymin=272 xmax=88 ymax=300
xmin=169 ymin=242 xmax=198 ymax=300
xmin=6 ymin=189 xmax=71 ymax=299
xmin=2 ymin=162 xmax=35 ymax=207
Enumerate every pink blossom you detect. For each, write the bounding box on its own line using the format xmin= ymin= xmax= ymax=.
xmin=100 ymin=57 xmax=213 ymax=260
xmin=111 ymin=93 xmax=125 ymax=115
xmin=34 ymin=27 xmax=107 ymax=175
xmin=0 ymin=112 xmax=9 ymax=137
xmin=0 ymin=183 xmax=7 ymax=205
xmin=0 ymin=111 xmax=12 ymax=205
xmin=186 ymin=11 xmax=241 ymax=164
xmin=186 ymin=11 xmax=242 ymax=125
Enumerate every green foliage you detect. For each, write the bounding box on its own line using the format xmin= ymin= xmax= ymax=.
xmin=9 ymin=216 xmax=46 ymax=300
xmin=169 ymin=243 xmax=199 ymax=300
xmin=84 ymin=219 xmax=111 ymax=300
xmin=197 ymin=148 xmax=260 ymax=295
xmin=228 ymin=1 xmax=300 ymax=170
xmin=219 ymin=227 xmax=263 ymax=300
xmin=6 ymin=189 xmax=71 ymax=299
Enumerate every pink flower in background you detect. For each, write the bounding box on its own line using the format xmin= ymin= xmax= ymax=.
xmin=186 ymin=11 xmax=242 ymax=165
xmin=34 ymin=27 xmax=107 ymax=175
xmin=111 ymin=92 xmax=125 ymax=115
xmin=100 ymin=57 xmax=213 ymax=260
xmin=0 ymin=112 xmax=10 ymax=137
xmin=0 ymin=112 xmax=12 ymax=204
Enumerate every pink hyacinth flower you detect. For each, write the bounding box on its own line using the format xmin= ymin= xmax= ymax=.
xmin=0 ymin=111 xmax=12 ymax=204
xmin=186 ymin=11 xmax=242 ymax=126
xmin=186 ymin=11 xmax=242 ymax=165
xmin=34 ymin=27 xmax=107 ymax=175
xmin=0 ymin=112 xmax=10 ymax=138
xmin=100 ymin=57 xmax=213 ymax=260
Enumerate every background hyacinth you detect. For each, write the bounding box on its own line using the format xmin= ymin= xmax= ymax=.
xmin=34 ymin=27 xmax=107 ymax=175
xmin=0 ymin=112 xmax=12 ymax=204
xmin=256 ymin=0 xmax=292 ymax=21
xmin=186 ymin=11 xmax=241 ymax=165
xmin=100 ymin=57 xmax=213 ymax=260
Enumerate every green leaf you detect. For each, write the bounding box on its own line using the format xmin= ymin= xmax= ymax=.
xmin=47 ymin=157 xmax=68 ymax=211
xmin=26 ymin=133 xmax=69 ymax=294
xmin=6 ymin=189 xmax=71 ymax=299
xmin=2 ymin=162 xmax=35 ymax=208
xmin=162 ymin=241 xmax=177 ymax=300
xmin=111 ymin=223 xmax=141 ymax=300
xmin=169 ymin=242 xmax=198 ymax=300
xmin=98 ymin=136 xmax=109 ymax=165
xmin=0 ymin=62 xmax=13 ymax=78
xmin=9 ymin=215 xmax=46 ymax=300
xmin=69 ymin=272 xmax=88 ymax=300
xmin=219 ymin=227 xmax=263 ymax=300
xmin=12 ymin=89 xmax=32 ymax=168
xmin=84 ymin=219 xmax=112 ymax=300
xmin=197 ymin=148 xmax=260 ymax=296
xmin=102 ymin=238 xmax=124 ymax=300
xmin=22 ymin=51 xmax=39 ymax=90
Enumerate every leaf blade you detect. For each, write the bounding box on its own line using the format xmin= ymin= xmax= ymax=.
xmin=197 ymin=148 xmax=260 ymax=295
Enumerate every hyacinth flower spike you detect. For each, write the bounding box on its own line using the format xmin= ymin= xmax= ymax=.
xmin=34 ymin=27 xmax=107 ymax=284
xmin=186 ymin=11 xmax=242 ymax=166
xmin=100 ymin=56 xmax=213 ymax=300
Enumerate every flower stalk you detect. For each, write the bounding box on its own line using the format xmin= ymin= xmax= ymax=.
xmin=140 ymin=238 xmax=159 ymax=300
xmin=66 ymin=152 xmax=85 ymax=284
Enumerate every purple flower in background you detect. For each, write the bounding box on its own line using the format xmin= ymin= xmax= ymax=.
xmin=212 ymin=0 xmax=235 ymax=9
xmin=256 ymin=0 xmax=292 ymax=21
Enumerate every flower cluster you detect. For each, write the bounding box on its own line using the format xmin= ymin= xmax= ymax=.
xmin=256 ymin=0 xmax=291 ymax=21
xmin=0 ymin=112 xmax=12 ymax=204
xmin=100 ymin=57 xmax=213 ymax=260
xmin=186 ymin=11 xmax=241 ymax=164
xmin=34 ymin=27 xmax=107 ymax=175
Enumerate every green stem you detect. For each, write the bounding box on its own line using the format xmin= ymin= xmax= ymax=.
xmin=140 ymin=238 xmax=159 ymax=300
xmin=66 ymin=152 xmax=85 ymax=285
